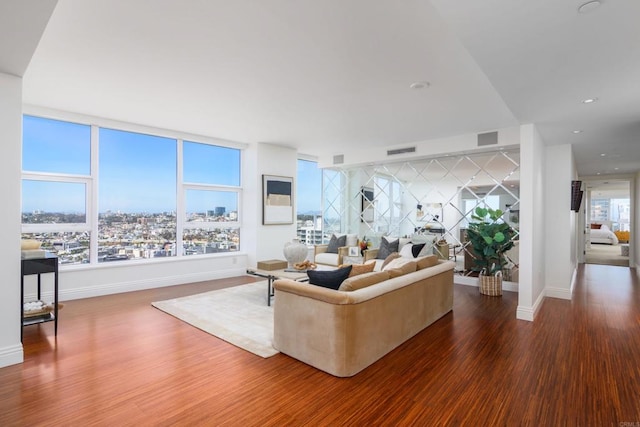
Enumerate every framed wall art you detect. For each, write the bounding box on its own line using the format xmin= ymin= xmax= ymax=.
xmin=263 ymin=175 xmax=294 ymax=225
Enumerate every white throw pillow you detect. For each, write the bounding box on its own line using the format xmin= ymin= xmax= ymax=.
xmin=399 ymin=243 xmax=414 ymax=259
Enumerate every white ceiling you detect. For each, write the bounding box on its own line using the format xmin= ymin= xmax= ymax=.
xmin=2 ymin=0 xmax=639 ymax=177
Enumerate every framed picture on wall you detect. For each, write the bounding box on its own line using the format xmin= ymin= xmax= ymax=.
xmin=263 ymin=175 xmax=294 ymax=225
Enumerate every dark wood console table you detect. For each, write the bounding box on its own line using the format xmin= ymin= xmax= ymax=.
xmin=21 ymin=253 xmax=59 ymax=341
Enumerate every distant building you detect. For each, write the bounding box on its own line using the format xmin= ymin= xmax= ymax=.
xmin=214 ymin=206 xmax=225 ymax=216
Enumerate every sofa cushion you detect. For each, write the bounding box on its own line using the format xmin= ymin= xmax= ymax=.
xmin=339 ymin=262 xmax=376 ymax=277
xmin=381 ymin=252 xmax=401 ymax=269
xmin=338 ymin=271 xmax=391 ymax=291
xmin=377 ymin=237 xmax=399 ymax=259
xmin=326 ymin=234 xmax=347 ymax=254
xmin=307 ymin=265 xmax=352 ymax=290
xmin=383 ymin=257 xmax=418 ymax=278
xmin=416 ymin=254 xmax=439 ymax=270
xmin=383 ymin=257 xmax=418 ymax=273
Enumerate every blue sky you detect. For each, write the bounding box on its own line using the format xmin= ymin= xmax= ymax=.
xmin=22 ymin=116 xmax=242 ymax=214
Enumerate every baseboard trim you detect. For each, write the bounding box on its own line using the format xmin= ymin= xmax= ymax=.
xmin=0 ymin=344 xmax=24 ymax=368
xmin=545 ymin=286 xmax=572 ymax=300
xmin=516 ymin=291 xmax=545 ymax=322
xmin=58 ymin=267 xmax=247 ymax=301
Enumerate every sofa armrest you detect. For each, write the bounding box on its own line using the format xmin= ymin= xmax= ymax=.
xmin=273 ymin=279 xmax=351 ymax=304
xmin=363 ymin=248 xmax=378 ymax=262
xmin=337 ymin=246 xmax=350 ymax=264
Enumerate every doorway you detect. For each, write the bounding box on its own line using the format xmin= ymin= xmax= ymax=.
xmin=584 ymin=179 xmax=631 ymax=267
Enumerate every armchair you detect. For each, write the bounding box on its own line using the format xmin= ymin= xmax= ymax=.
xmin=314 ymin=233 xmax=358 ymax=266
xmin=314 ymin=244 xmax=350 ymax=266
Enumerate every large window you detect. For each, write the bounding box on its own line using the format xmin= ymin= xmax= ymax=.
xmin=182 ymin=141 xmax=241 ymax=255
xmin=296 ymin=159 xmax=322 ymax=244
xmin=22 ymin=115 xmax=242 ymax=265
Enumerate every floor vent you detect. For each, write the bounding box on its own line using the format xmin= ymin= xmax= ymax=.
xmin=387 ymin=147 xmax=416 ymax=156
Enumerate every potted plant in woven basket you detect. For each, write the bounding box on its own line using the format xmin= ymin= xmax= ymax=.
xmin=466 ymin=206 xmax=516 ymax=296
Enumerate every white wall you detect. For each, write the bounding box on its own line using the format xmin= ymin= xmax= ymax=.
xmin=22 ymin=254 xmax=248 ymax=302
xmin=317 ymin=126 xmax=521 ymax=168
xmin=0 ymin=73 xmax=25 ymax=368
xmin=635 ymin=171 xmax=640 ymax=270
xmin=543 ymin=145 xmax=577 ymax=299
xmin=251 ymin=143 xmax=299 ymax=265
xmin=517 ymin=124 xmax=546 ymax=321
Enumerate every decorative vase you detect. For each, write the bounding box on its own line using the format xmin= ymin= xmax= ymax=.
xmin=479 ymin=270 xmax=503 ymax=296
xmin=283 ymin=239 xmax=308 ymax=269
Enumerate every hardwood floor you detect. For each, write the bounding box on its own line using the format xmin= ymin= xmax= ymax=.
xmin=1 ymin=265 xmax=639 ymax=426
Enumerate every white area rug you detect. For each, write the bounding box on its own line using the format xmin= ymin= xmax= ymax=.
xmin=586 ymin=243 xmax=629 ymax=267
xmin=152 ymin=281 xmax=278 ymax=358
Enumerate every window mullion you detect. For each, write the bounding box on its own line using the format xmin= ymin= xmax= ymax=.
xmin=176 ymin=139 xmax=184 ymax=257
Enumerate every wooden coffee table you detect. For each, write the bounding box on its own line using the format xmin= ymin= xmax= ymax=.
xmin=246 ymin=268 xmax=309 ymax=306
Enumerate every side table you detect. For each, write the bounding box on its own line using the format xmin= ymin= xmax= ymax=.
xmin=246 ymin=268 xmax=309 ymax=306
xmin=21 ymin=253 xmax=59 ymax=341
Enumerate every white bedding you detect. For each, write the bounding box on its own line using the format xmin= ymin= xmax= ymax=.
xmin=590 ymin=226 xmax=619 ymax=245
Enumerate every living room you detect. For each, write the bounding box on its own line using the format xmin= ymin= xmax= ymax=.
xmin=1 ymin=1 xmax=640 ymax=423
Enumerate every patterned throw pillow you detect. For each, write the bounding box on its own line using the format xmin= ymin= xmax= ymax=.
xmin=376 ymin=237 xmax=399 ymax=259
xmin=326 ymin=234 xmax=347 ymax=254
xmin=307 ymin=265 xmax=352 ymax=290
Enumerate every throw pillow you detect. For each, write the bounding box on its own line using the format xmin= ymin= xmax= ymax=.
xmin=399 ymin=243 xmax=414 ymax=259
xmin=376 ymin=236 xmax=399 ymax=259
xmin=307 ymin=265 xmax=352 ymax=290
xmin=590 ymin=223 xmax=601 ymax=229
xmin=339 ymin=262 xmax=376 ymax=277
xmin=411 ymin=243 xmax=426 ymax=258
xmin=326 ymin=234 xmax=347 ymax=254
xmin=381 ymin=252 xmax=401 ymax=269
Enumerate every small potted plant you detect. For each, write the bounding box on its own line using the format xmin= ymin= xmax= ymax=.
xmin=466 ymin=207 xmax=516 ymax=296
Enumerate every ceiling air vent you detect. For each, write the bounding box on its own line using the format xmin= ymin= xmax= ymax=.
xmin=477 ymin=131 xmax=498 ymax=146
xmin=333 ymin=154 xmax=344 ymax=165
xmin=387 ymin=147 xmax=416 ymax=156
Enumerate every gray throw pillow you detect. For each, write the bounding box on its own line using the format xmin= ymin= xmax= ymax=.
xmin=326 ymin=234 xmax=347 ymax=254
xmin=376 ymin=237 xmax=399 ymax=259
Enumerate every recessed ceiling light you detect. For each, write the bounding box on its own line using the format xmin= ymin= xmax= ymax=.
xmin=572 ymin=130 xmax=583 ymax=134
xmin=578 ymin=1 xmax=601 ymax=14
xmin=582 ymin=98 xmax=598 ymax=104
xmin=614 ymin=167 xmax=619 ymax=170
xmin=410 ymin=81 xmax=430 ymax=90
xmin=596 ymin=172 xmax=601 ymax=175
xmin=600 ymin=153 xmax=606 ymax=156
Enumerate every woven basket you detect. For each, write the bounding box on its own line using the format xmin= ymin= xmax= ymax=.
xmin=479 ymin=271 xmax=503 ymax=296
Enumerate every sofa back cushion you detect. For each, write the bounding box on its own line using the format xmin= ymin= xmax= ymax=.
xmin=307 ymin=265 xmax=352 ymax=289
xmin=382 ymin=257 xmax=418 ymax=278
xmin=416 ymin=255 xmax=439 ymax=270
xmin=338 ymin=271 xmax=390 ymax=291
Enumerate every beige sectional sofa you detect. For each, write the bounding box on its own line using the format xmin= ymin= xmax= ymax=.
xmin=272 ymin=258 xmax=455 ymax=377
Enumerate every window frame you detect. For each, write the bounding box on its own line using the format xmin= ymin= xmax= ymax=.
xmin=21 ymin=110 xmax=245 ymax=266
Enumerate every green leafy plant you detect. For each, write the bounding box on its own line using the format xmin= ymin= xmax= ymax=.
xmin=467 ymin=207 xmax=516 ymax=275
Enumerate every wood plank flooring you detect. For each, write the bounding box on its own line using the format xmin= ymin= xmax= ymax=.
xmin=1 ymin=264 xmax=639 ymax=426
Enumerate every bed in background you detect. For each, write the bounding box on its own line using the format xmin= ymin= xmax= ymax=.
xmin=589 ymin=222 xmax=619 ymax=245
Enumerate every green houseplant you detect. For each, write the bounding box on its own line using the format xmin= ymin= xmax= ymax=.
xmin=466 ymin=206 xmax=516 ymax=296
